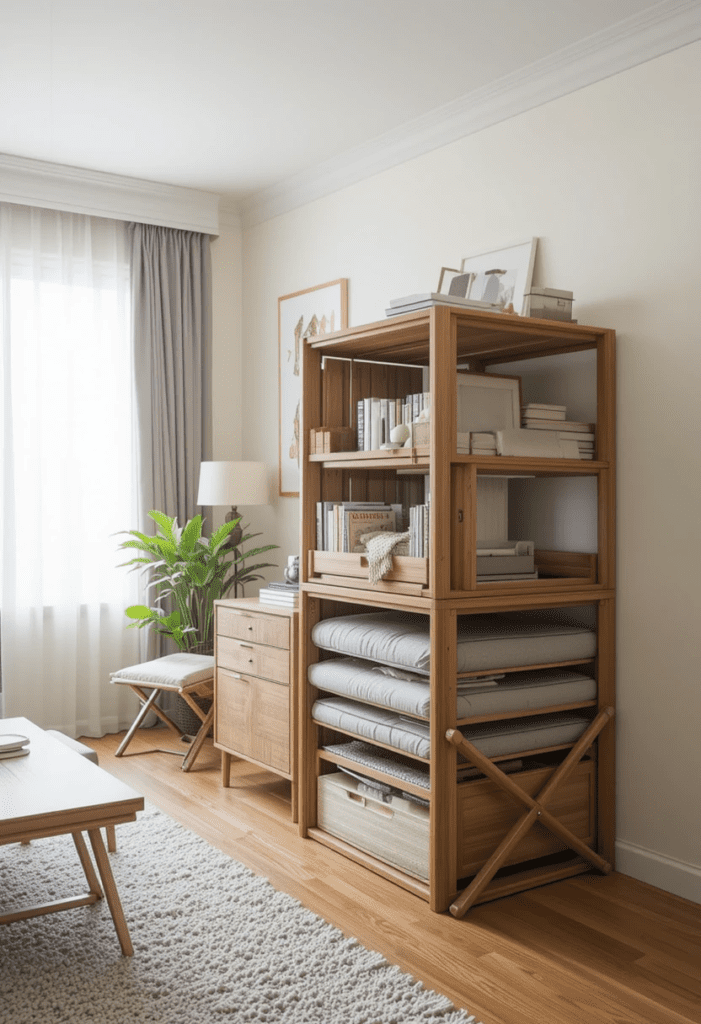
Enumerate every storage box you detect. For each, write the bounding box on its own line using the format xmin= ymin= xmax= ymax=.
xmin=523 ymin=287 xmax=575 ymax=321
xmin=318 ymin=772 xmax=430 ymax=880
xmin=318 ymin=758 xmax=596 ymax=884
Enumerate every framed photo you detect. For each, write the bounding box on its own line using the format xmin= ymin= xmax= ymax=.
xmin=278 ymin=278 xmax=348 ymax=497
xmin=460 ymin=238 xmax=537 ymax=314
xmin=456 ymin=371 xmax=522 ymax=435
xmin=437 ymin=267 xmax=473 ymax=297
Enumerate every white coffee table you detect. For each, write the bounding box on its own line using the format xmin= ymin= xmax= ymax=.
xmin=0 ymin=717 xmax=144 ymax=955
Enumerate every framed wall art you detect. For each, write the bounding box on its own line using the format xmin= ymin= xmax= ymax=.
xmin=460 ymin=238 xmax=537 ymax=314
xmin=278 ymin=278 xmax=348 ymax=497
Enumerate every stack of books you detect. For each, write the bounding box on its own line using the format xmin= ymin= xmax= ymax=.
xmin=476 ymin=540 xmax=538 ymax=582
xmin=521 ymin=403 xmax=595 ymax=459
xmin=385 ymin=293 xmax=500 ymax=317
xmin=408 ymin=500 xmax=430 ymax=557
xmin=258 ymin=582 xmax=298 ymax=608
xmin=469 ymin=431 xmax=497 ymax=455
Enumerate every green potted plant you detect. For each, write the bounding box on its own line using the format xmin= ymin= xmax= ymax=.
xmin=118 ymin=510 xmax=278 ymax=653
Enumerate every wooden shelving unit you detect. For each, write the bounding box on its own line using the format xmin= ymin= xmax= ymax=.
xmin=298 ymin=305 xmax=616 ymax=914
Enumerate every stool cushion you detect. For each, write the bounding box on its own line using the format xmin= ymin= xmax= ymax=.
xmin=110 ymin=653 xmax=214 ymax=689
xmin=46 ymin=730 xmax=99 ymax=764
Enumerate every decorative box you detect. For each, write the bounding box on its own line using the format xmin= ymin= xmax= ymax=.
xmin=523 ymin=287 xmax=574 ymax=321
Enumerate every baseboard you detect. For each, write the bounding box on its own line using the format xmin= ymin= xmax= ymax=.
xmin=616 ymin=839 xmax=701 ymax=904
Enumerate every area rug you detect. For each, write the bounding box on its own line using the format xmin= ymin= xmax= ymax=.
xmin=0 ymin=806 xmax=482 ymax=1024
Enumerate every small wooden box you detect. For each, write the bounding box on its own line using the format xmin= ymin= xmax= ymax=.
xmin=310 ymin=426 xmax=356 ymax=453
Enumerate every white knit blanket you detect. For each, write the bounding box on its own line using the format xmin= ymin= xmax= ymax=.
xmin=363 ymin=530 xmax=410 ymax=584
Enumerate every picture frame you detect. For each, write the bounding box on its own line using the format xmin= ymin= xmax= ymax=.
xmin=278 ymin=278 xmax=348 ymax=497
xmin=460 ymin=238 xmax=538 ymax=314
xmin=456 ymin=371 xmax=522 ymax=437
xmin=437 ymin=266 xmax=473 ymax=297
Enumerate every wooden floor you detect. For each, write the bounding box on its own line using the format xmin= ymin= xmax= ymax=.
xmin=84 ymin=728 xmax=701 ymax=1024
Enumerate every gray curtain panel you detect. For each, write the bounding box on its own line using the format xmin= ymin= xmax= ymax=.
xmin=129 ymin=224 xmax=211 ymax=665
xmin=130 ymin=223 xmax=211 ymax=528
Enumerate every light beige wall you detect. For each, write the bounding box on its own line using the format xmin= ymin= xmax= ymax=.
xmin=233 ymin=42 xmax=701 ymax=900
xmin=210 ymin=212 xmax=243 ymax=461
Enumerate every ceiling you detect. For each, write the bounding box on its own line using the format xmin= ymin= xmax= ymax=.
xmin=0 ymin=1 xmax=692 ymax=206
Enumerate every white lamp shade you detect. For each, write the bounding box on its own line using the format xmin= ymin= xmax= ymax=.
xmin=197 ymin=461 xmax=270 ymax=507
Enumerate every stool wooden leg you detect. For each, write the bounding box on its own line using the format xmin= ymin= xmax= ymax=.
xmin=105 ymin=825 xmax=117 ymax=853
xmin=115 ymin=688 xmax=162 ymax=756
xmin=181 ymin=706 xmax=214 ymax=771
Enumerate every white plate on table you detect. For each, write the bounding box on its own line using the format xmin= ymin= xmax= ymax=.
xmin=0 ymin=733 xmax=30 ymax=753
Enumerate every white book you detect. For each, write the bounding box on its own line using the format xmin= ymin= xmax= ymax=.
xmin=363 ymin=397 xmax=372 ymax=451
xmin=522 ymin=407 xmax=566 ymax=421
xmin=370 ymin=398 xmax=381 ymax=450
xmin=388 ymin=293 xmax=500 ymax=310
xmin=523 ymin=419 xmax=593 ymax=433
xmin=522 ymin=403 xmax=567 ymax=413
xmin=523 ymin=426 xmax=595 ymax=442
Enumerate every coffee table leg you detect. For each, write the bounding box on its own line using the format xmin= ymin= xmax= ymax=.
xmin=72 ymin=832 xmax=103 ymax=898
xmin=87 ymin=829 xmax=134 ymax=956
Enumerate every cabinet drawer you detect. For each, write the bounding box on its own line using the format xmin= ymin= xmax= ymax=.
xmin=217 ymin=636 xmax=289 ymax=684
xmin=217 ymin=606 xmax=289 ymax=649
xmin=457 ymin=759 xmax=596 ymax=877
xmin=216 ymin=669 xmax=290 ymax=774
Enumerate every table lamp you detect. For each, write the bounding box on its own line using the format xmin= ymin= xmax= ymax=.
xmin=197 ymin=461 xmax=271 ymax=596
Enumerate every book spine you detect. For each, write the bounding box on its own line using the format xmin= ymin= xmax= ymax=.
xmin=363 ymin=397 xmax=372 ymax=450
xmin=380 ymin=398 xmax=389 ymax=446
xmin=356 ymin=399 xmax=364 ymax=451
xmin=370 ymin=398 xmax=381 ymax=450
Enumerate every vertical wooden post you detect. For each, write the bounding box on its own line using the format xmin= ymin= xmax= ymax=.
xmin=596 ymin=597 xmax=616 ymax=867
xmin=298 ymin=594 xmax=321 ymax=837
xmin=429 ymin=306 xmax=456 ymax=600
xmin=597 ymin=329 xmax=616 ymax=590
xmin=430 ymin=605 xmax=458 ymax=912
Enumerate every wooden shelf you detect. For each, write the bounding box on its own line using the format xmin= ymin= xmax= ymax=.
xmin=298 ymin=302 xmax=616 ymax=914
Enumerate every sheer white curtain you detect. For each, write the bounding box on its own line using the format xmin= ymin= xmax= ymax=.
xmin=0 ymin=203 xmax=141 ymax=736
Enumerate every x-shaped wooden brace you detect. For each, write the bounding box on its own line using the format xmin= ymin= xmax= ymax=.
xmin=446 ymin=705 xmax=615 ymax=918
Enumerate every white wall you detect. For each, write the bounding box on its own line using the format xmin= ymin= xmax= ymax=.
xmin=228 ymin=42 xmax=701 ymax=902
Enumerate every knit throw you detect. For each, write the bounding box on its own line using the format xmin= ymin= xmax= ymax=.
xmin=363 ymin=530 xmax=410 ymax=585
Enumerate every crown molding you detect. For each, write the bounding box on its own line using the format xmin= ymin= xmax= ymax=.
xmin=0 ymin=153 xmax=221 ymax=234
xmin=241 ymin=0 xmax=701 ymax=227
xmin=217 ymin=198 xmax=243 ymax=230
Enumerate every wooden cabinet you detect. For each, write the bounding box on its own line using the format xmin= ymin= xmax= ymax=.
xmin=298 ymin=305 xmax=616 ymax=914
xmin=214 ymin=598 xmax=299 ymax=821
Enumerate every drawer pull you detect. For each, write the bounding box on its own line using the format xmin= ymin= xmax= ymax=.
xmin=238 ymin=642 xmax=253 ymax=649
xmin=231 ymin=673 xmax=242 ymax=679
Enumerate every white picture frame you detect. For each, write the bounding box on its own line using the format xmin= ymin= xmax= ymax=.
xmin=460 ymin=238 xmax=538 ymax=314
xmin=278 ymin=279 xmax=348 ymax=496
xmin=456 ymin=371 xmax=522 ymax=436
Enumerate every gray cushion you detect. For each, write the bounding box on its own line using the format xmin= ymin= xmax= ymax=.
xmin=312 ymin=696 xmax=590 ymax=760
xmin=311 ymin=610 xmax=596 ymax=675
xmin=309 ymin=657 xmax=595 ymax=718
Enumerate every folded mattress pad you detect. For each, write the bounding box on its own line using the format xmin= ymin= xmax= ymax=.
xmin=312 ymin=696 xmax=591 ymax=760
xmin=308 ymin=657 xmax=596 ymax=718
xmin=311 ymin=610 xmax=596 ymax=676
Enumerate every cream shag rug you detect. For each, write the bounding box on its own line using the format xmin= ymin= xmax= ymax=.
xmin=0 ymin=806 xmax=481 ymax=1024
